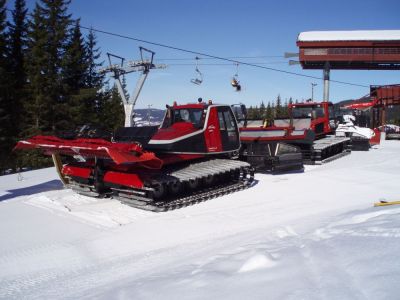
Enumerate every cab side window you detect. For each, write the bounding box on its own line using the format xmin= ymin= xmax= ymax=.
xmin=223 ymin=111 xmax=235 ymax=131
xmin=218 ymin=112 xmax=226 ymax=130
xmin=315 ymin=107 xmax=325 ymax=118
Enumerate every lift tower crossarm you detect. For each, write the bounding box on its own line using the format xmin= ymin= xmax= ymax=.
xmin=100 ymin=47 xmax=166 ymax=127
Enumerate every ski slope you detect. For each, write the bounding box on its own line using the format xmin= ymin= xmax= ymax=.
xmin=1 ymin=140 xmax=400 ymax=299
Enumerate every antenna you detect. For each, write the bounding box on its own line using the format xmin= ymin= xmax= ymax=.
xmin=99 ymin=47 xmax=166 ymax=127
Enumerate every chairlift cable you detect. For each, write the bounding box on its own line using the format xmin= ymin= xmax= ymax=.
xmin=5 ymin=8 xmax=370 ymax=88
xmin=157 ymin=62 xmax=289 ymax=65
xmin=156 ymin=55 xmax=284 ymax=61
xmin=78 ymin=25 xmax=370 ymax=88
xmin=77 ymin=25 xmax=369 ymax=88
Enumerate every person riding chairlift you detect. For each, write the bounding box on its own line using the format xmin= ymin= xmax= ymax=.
xmin=231 ymin=77 xmax=241 ymax=91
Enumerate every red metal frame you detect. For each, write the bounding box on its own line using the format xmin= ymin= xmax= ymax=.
xmin=342 ymin=84 xmax=400 ymax=128
xmin=62 ymin=165 xmax=91 ymax=179
xmin=371 ymin=84 xmax=400 ymax=106
xmin=103 ymin=171 xmax=144 ymax=189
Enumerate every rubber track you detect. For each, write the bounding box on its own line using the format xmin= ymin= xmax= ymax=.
xmin=301 ymin=136 xmax=351 ymax=165
xmin=115 ymin=179 xmax=253 ymax=212
xmin=315 ymin=149 xmax=351 ymax=165
xmin=65 ymin=159 xmax=254 ymax=212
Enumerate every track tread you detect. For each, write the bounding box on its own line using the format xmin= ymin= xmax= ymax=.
xmin=116 ymin=180 xmax=253 ymax=212
xmin=65 ymin=158 xmax=254 ymax=212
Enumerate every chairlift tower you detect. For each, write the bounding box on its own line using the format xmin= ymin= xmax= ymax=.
xmin=100 ymin=47 xmax=166 ymax=127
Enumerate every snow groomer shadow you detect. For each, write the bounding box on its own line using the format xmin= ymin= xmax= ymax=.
xmin=0 ymin=179 xmax=63 ymax=202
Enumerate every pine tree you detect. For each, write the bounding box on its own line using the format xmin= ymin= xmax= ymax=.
xmin=266 ymin=101 xmax=273 ymax=124
xmin=44 ymin=0 xmax=72 ymax=132
xmin=247 ymin=105 xmax=256 ymax=119
xmin=20 ymin=4 xmax=51 ymax=169
xmin=246 ymin=105 xmax=253 ymax=119
xmin=83 ymin=28 xmax=105 ymax=125
xmin=86 ymin=30 xmax=124 ymax=131
xmin=0 ymin=0 xmax=13 ymax=171
xmin=248 ymin=106 xmax=256 ymax=119
xmin=282 ymin=98 xmax=289 ymax=117
xmin=62 ymin=19 xmax=88 ymax=128
xmin=25 ymin=4 xmax=52 ymax=134
xmin=25 ymin=0 xmax=72 ymax=134
xmin=85 ymin=28 xmax=103 ymax=89
xmin=99 ymin=84 xmax=124 ymax=131
xmin=8 ymin=0 xmax=29 ymax=135
xmin=271 ymin=102 xmax=276 ymax=119
xmin=8 ymin=0 xmax=28 ymax=88
xmin=63 ymin=19 xmax=86 ymax=92
xmin=21 ymin=1 xmax=73 ymax=168
xmin=275 ymin=94 xmax=283 ymax=118
xmin=259 ymin=101 xmax=266 ymax=119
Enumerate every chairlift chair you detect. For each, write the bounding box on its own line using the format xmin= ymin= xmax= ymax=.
xmin=191 ymin=56 xmax=203 ymax=85
xmin=231 ymin=63 xmax=241 ymax=91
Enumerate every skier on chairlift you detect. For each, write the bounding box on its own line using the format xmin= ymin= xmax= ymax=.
xmin=231 ymin=63 xmax=241 ymax=91
xmin=231 ymin=77 xmax=241 ymax=91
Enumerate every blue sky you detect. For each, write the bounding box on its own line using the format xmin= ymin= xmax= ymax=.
xmin=17 ymin=0 xmax=400 ymax=108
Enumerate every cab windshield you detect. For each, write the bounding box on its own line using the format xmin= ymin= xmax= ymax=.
xmin=162 ymin=108 xmax=205 ymax=129
xmin=292 ymin=107 xmax=313 ymax=118
xmin=291 ymin=106 xmax=325 ymax=119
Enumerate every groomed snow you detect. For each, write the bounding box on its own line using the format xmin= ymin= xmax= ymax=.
xmin=1 ymin=140 xmax=400 ymax=299
xmin=298 ymin=30 xmax=400 ymax=42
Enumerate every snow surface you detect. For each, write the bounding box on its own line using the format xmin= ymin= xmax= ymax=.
xmin=298 ymin=30 xmax=400 ymax=42
xmin=1 ymin=140 xmax=400 ymax=299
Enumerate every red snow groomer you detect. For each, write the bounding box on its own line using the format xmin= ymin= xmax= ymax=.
xmin=15 ymin=100 xmax=255 ymax=211
xmin=230 ymin=104 xmax=304 ymax=172
xmin=238 ymin=101 xmax=352 ymax=165
xmin=278 ymin=101 xmax=352 ymax=163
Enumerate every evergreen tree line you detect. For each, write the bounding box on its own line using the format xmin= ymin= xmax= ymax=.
xmin=0 ymin=0 xmax=124 ymax=173
xmin=246 ymin=95 xmax=296 ymax=121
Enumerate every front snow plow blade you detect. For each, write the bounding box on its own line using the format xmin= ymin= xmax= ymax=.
xmin=15 ymin=135 xmax=163 ymax=169
xmin=15 ymin=135 xmax=164 ymax=199
xmin=239 ymin=127 xmax=306 ymax=172
xmin=240 ymin=141 xmax=304 ymax=172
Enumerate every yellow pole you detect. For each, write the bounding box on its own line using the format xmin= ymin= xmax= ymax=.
xmin=51 ymin=153 xmax=69 ymax=185
xmin=374 ymin=200 xmax=400 ymax=207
